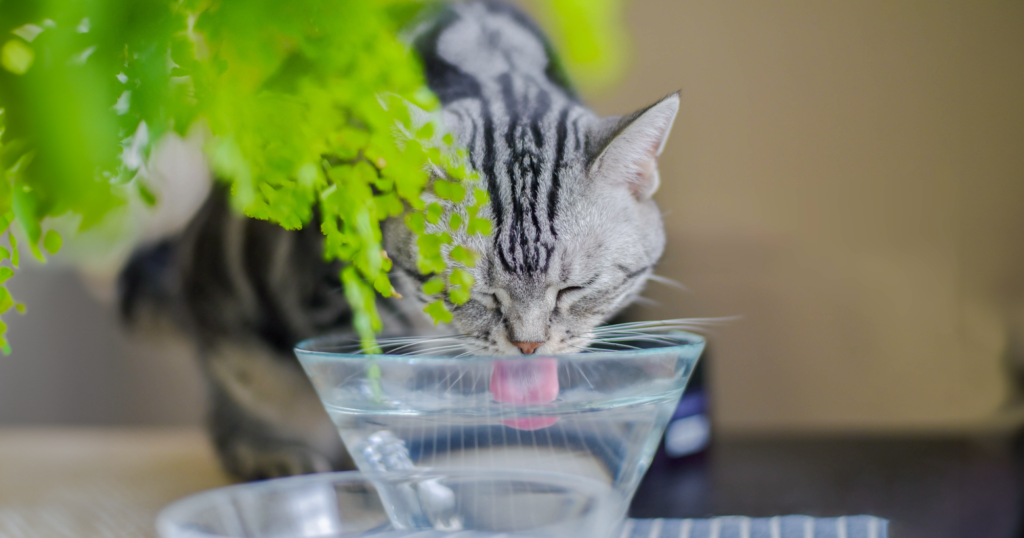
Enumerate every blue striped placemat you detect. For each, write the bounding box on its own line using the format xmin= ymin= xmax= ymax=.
xmin=623 ymin=516 xmax=888 ymax=538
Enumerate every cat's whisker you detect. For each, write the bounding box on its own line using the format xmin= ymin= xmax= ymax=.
xmin=562 ymin=336 xmax=642 ymax=352
xmin=377 ymin=333 xmax=471 ymax=341
xmin=559 ymin=342 xmax=597 ymax=354
xmin=375 ymin=334 xmax=470 ymax=346
xmin=447 ymin=341 xmax=488 ymax=359
xmin=378 ymin=336 xmax=471 ymax=355
xmin=443 ymin=367 xmax=473 ymax=395
xmin=587 ymin=341 xmax=643 ymax=351
xmin=621 ymin=316 xmax=732 ymax=325
xmin=594 ymin=328 xmax=714 ymax=340
xmin=590 ymin=329 xmax=697 ymax=338
xmin=608 ymin=316 xmax=738 ymax=327
xmin=590 ymin=331 xmax=683 ymax=341
xmin=372 ymin=340 xmax=453 ymax=355
xmin=310 ymin=342 xmax=362 ymax=353
xmin=394 ymin=348 xmax=463 ymax=357
xmin=570 ymin=361 xmax=595 ymax=390
xmin=646 ymin=274 xmax=688 ymax=291
xmin=591 ymin=317 xmax=739 ymax=334
xmin=429 ymin=344 xmax=478 ymax=355
xmin=592 ymin=335 xmax=682 ymax=345
xmin=591 ymin=324 xmax=717 ymax=335
xmin=407 ymin=344 xmax=472 ymax=355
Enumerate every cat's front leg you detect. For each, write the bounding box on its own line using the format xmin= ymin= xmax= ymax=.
xmin=212 ymin=428 xmax=335 ymax=479
xmin=203 ymin=340 xmax=353 ymax=480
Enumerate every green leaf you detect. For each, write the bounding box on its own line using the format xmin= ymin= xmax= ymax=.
xmin=297 ymin=163 xmax=320 ymax=190
xmin=342 ymin=266 xmax=381 ymax=348
xmin=426 ymin=202 xmax=443 ymax=225
xmin=449 ymin=268 xmax=474 ymax=290
xmin=0 ymin=267 xmax=13 ymax=283
xmin=9 ymin=234 xmax=18 ymax=268
xmin=424 ymin=300 xmax=453 ymax=324
xmin=416 ymin=232 xmax=451 ymax=275
xmin=42 ymin=230 xmax=62 ymax=255
xmin=468 ymin=218 xmax=493 ymax=236
xmin=374 ymin=192 xmax=404 ymax=218
xmin=137 ymin=182 xmax=158 ymax=207
xmin=0 ymin=288 xmax=13 ymax=313
xmin=448 ymin=286 xmax=471 ymax=305
xmin=374 ymin=273 xmax=395 ymax=297
xmin=449 ymin=245 xmax=477 ymax=267
xmin=406 ymin=213 xmax=426 ymax=234
xmin=366 ymin=361 xmax=383 ymax=399
xmin=422 ymin=277 xmax=445 ymax=296
xmin=418 ymin=255 xmax=446 ymax=275
xmin=473 ymin=188 xmax=490 ymax=206
xmin=434 ymin=180 xmax=465 ymax=203
xmin=416 ymin=122 xmax=435 ymax=140
xmin=1 ymin=40 xmax=34 ymax=75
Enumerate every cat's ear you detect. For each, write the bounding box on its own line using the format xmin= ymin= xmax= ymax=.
xmin=588 ymin=92 xmax=680 ymax=201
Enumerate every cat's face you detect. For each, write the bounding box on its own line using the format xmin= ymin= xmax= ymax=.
xmin=385 ymin=93 xmax=679 ymax=355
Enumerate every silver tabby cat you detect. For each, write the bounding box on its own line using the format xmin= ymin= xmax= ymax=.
xmin=120 ymin=0 xmax=679 ymax=479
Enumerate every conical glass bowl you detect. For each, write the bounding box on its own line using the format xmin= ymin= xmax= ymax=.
xmin=295 ymin=331 xmax=704 ymax=523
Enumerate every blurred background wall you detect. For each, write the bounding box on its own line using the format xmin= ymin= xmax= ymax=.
xmin=2 ymin=0 xmax=1023 ymax=434
xmin=0 ymin=269 xmax=204 ymax=425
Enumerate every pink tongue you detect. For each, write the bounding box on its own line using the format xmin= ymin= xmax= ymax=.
xmin=490 ymin=358 xmax=560 ymax=431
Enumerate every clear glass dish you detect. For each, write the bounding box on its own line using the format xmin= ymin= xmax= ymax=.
xmin=156 ymin=469 xmax=622 ymax=538
xmin=295 ymin=331 xmax=704 ymax=521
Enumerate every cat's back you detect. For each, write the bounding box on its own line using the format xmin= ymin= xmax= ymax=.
xmin=411 ymin=0 xmax=577 ymax=105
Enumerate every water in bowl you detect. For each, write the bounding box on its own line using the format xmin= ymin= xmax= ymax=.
xmin=327 ymin=390 xmax=679 ymax=497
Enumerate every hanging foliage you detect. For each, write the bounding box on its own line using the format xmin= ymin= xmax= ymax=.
xmin=0 ymin=0 xmax=624 ymax=352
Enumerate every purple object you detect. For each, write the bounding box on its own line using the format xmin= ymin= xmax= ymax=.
xmin=663 ymin=390 xmax=710 ymax=458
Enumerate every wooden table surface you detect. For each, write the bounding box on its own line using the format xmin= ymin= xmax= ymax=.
xmin=0 ymin=428 xmax=232 ymax=538
xmin=3 ymin=429 xmax=1020 ymax=538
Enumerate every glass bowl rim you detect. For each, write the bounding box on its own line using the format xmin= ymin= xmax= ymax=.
xmin=295 ymin=330 xmax=705 ymax=363
xmin=156 ymin=468 xmax=620 ymax=538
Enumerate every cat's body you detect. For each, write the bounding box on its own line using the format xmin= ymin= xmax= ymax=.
xmin=121 ymin=0 xmax=679 ymax=480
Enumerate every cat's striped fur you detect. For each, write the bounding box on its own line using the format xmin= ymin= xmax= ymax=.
xmin=121 ymin=0 xmax=679 ymax=480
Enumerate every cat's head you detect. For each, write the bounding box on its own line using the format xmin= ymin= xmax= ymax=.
xmin=385 ymin=92 xmax=680 ymax=355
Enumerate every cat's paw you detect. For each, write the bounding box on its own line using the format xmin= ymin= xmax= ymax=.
xmin=219 ymin=440 xmax=337 ymax=480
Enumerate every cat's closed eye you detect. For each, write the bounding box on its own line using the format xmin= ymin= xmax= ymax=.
xmin=556 ymin=286 xmax=585 ymax=305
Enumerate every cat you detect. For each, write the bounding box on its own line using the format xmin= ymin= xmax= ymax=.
xmin=119 ymin=0 xmax=680 ymax=480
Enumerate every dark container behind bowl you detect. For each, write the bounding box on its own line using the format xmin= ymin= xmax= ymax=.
xmin=629 ymin=346 xmax=712 ymax=519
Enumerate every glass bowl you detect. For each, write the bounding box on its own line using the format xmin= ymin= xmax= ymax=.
xmin=156 ymin=469 xmax=622 ymax=538
xmin=295 ymin=331 xmax=704 ymax=520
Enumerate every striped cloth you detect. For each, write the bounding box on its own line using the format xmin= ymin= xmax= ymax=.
xmin=622 ymin=517 xmax=888 ymax=538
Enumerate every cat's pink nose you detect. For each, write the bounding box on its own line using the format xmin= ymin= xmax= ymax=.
xmin=512 ymin=341 xmax=544 ymax=355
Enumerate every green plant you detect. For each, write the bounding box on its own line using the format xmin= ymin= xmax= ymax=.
xmin=0 ymin=0 xmax=624 ymax=352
